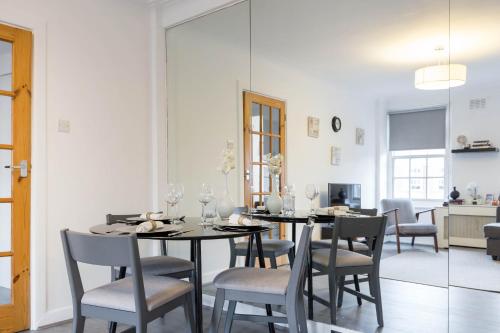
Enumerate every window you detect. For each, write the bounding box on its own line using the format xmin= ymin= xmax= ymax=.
xmin=392 ymin=149 xmax=445 ymax=201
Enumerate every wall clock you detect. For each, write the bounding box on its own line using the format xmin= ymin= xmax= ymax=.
xmin=331 ymin=116 xmax=342 ymax=132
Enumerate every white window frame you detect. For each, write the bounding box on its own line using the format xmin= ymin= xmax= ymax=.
xmin=390 ymin=150 xmax=446 ymax=203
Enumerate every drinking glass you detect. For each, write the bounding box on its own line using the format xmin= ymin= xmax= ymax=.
xmin=166 ymin=183 xmax=184 ymax=224
xmin=305 ymin=184 xmax=319 ymax=214
xmin=199 ymin=184 xmax=215 ymax=225
xmin=283 ymin=184 xmax=296 ymax=216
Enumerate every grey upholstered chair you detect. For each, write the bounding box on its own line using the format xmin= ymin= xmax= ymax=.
xmin=311 ymin=208 xmax=378 ymax=306
xmin=61 ymin=229 xmax=194 ymax=333
xmin=380 ymin=199 xmax=438 ymax=253
xmin=106 ymin=214 xmax=194 ymax=281
xmin=310 ymin=216 xmax=387 ymax=326
xmin=228 ymin=207 xmax=295 ymax=268
xmin=210 ymin=222 xmax=313 ymax=333
xmin=484 ymin=207 xmax=500 ymax=260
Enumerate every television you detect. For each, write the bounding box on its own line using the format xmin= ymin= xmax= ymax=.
xmin=328 ymin=183 xmax=361 ymax=208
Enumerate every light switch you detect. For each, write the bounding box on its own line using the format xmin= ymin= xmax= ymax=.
xmin=58 ymin=119 xmax=71 ymax=133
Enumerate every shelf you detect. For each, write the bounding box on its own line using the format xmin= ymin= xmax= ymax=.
xmin=452 ymin=147 xmax=499 ymax=153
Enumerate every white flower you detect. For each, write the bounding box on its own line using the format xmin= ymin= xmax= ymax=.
xmin=220 ymin=140 xmax=236 ymax=175
xmin=265 ymin=153 xmax=283 ymax=176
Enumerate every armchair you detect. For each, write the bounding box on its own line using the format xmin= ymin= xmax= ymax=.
xmin=381 ymin=199 xmax=438 ymax=254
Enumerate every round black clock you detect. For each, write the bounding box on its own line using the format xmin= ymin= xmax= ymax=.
xmin=331 ymin=116 xmax=342 ymax=132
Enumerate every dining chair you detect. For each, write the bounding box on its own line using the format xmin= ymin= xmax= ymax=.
xmin=106 ymin=214 xmax=194 ymax=281
xmin=380 ymin=199 xmax=438 ymax=253
xmin=228 ymin=207 xmax=295 ymax=268
xmin=311 ymin=208 xmax=378 ymax=306
xmin=61 ymin=229 xmax=194 ymax=333
xmin=210 ymin=222 xmax=313 ymax=333
xmin=310 ymin=216 xmax=387 ymax=326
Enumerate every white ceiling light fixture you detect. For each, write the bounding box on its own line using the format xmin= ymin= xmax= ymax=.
xmin=415 ymin=47 xmax=467 ymax=90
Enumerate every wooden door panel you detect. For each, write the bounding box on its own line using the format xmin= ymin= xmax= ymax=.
xmin=0 ymin=23 xmax=32 ymax=332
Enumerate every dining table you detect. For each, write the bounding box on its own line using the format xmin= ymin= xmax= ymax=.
xmin=90 ymin=217 xmax=276 ymax=333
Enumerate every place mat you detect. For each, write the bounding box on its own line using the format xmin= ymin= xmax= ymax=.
xmin=115 ymin=224 xmax=182 ymax=235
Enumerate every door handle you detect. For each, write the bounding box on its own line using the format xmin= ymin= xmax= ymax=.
xmin=4 ymin=160 xmax=28 ymax=178
xmin=245 ymin=169 xmax=250 ymax=181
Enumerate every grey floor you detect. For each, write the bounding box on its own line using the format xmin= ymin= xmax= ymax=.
xmin=22 ymin=279 xmax=500 ymax=333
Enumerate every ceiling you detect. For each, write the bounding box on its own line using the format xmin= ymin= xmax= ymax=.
xmin=249 ymin=0 xmax=500 ymax=98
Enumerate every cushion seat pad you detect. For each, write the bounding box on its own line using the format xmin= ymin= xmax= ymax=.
xmin=235 ymin=239 xmax=295 ymax=253
xmin=114 ymin=256 xmax=194 ymax=276
xmin=387 ymin=223 xmax=437 ymax=235
xmin=82 ymin=275 xmax=193 ymax=312
xmin=484 ymin=223 xmax=500 ymax=238
xmin=312 ymin=248 xmax=373 ymax=268
xmin=214 ymin=267 xmax=291 ymax=295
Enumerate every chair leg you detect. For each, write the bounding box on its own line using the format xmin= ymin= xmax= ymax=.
xmin=184 ymin=293 xmax=195 ymax=333
xmin=270 ymin=255 xmax=278 ymax=269
xmin=337 ymin=276 xmax=345 ymax=308
xmin=209 ymin=289 xmax=225 ymax=333
xmin=288 ymin=248 xmax=295 ymax=268
xmin=353 ymin=274 xmax=362 ymax=306
xmin=493 ymin=255 xmax=498 ymax=261
xmin=135 ymin=323 xmax=147 ymax=333
xmin=433 ymin=235 xmax=439 ymax=253
xmin=73 ymin=315 xmax=86 ymax=333
xmin=296 ymin=294 xmax=308 ymax=333
xmin=411 ymin=237 xmax=415 ymax=246
xmin=328 ymin=272 xmax=338 ymax=325
xmin=396 ymin=234 xmax=401 ymax=254
xmin=224 ymin=301 xmax=237 ymax=333
xmin=249 ymin=254 xmax=256 ymax=267
xmin=108 ymin=321 xmax=116 ymax=333
xmin=287 ymin=301 xmax=299 ymax=333
xmin=229 ymin=253 xmax=237 ymax=268
xmin=367 ymin=273 xmax=375 ymax=296
xmin=372 ymin=273 xmax=384 ymax=327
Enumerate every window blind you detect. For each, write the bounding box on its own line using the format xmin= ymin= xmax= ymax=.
xmin=388 ymin=108 xmax=446 ymax=151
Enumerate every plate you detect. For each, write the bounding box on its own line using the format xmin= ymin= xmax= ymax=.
xmin=214 ymin=219 xmax=271 ymax=228
xmin=125 ymin=217 xmax=172 ymax=223
xmin=115 ymin=224 xmax=182 ymax=234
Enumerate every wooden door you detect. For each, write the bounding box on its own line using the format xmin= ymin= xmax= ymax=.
xmin=243 ymin=92 xmax=287 ymax=249
xmin=0 ymin=23 xmax=32 ymax=332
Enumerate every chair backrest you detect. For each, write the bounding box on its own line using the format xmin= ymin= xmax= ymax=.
xmin=350 ymin=207 xmax=378 ymax=216
xmin=381 ymin=198 xmax=417 ymax=229
xmin=496 ymin=207 xmax=500 ymax=222
xmin=287 ymin=222 xmax=313 ymax=297
xmin=61 ymin=229 xmax=146 ymax=313
xmin=106 ymin=213 xmax=141 ymax=225
xmin=329 ymin=216 xmax=387 ymax=268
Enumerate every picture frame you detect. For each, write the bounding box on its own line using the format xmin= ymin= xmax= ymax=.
xmin=308 ymin=116 xmax=320 ymax=138
xmin=331 ymin=146 xmax=341 ymax=165
xmin=485 ymin=193 xmax=494 ymax=204
xmin=356 ymin=128 xmax=365 ymax=145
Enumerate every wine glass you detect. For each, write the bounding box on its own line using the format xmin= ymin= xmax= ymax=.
xmin=166 ymin=183 xmax=184 ymax=224
xmin=305 ymin=184 xmax=319 ymax=214
xmin=199 ymin=184 xmax=215 ymax=225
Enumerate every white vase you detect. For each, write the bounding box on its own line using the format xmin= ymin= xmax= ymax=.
xmin=266 ymin=174 xmax=283 ymax=215
xmin=217 ymin=174 xmax=234 ymax=219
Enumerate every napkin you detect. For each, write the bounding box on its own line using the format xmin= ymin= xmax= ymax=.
xmin=136 ymin=220 xmax=164 ymax=233
xmin=316 ymin=206 xmax=349 ymax=216
xmin=228 ymin=214 xmax=258 ymax=226
xmin=140 ymin=212 xmax=169 ymax=220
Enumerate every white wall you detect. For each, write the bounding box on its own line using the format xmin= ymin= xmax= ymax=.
xmin=0 ymin=0 xmax=152 ymax=327
xmin=166 ymin=2 xmax=251 ymax=278
xmin=166 ymin=1 xmax=377 ymax=278
xmin=450 ymin=84 xmax=500 ymax=198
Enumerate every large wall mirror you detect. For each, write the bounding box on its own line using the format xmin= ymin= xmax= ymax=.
xmin=165 ymin=0 xmax=500 ymax=332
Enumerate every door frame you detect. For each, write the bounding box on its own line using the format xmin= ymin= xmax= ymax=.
xmin=243 ymin=91 xmax=286 ymax=242
xmin=0 ymin=16 xmax=47 ymax=329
